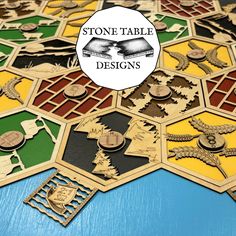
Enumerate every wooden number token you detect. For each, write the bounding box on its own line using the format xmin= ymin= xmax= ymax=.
xmin=198 ymin=133 xmax=226 ymax=153
xmin=154 ymin=21 xmax=167 ymax=31
xmin=180 ymin=1 xmax=195 ymax=7
xmin=98 ymin=131 xmax=125 ymax=152
xmin=120 ymin=1 xmax=136 ymax=8
xmin=63 ymin=2 xmax=78 ymax=9
xmin=0 ymin=131 xmax=25 ymax=151
xmin=187 ymin=49 xmax=206 ymax=61
xmin=149 ymin=85 xmax=172 ymax=100
xmin=64 ymin=84 xmax=87 ymax=99
xmin=20 ymin=23 xmax=38 ymax=32
xmin=6 ymin=2 xmax=21 ymax=9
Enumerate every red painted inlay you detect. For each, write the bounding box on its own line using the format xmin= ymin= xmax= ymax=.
xmin=51 ymin=92 xmax=67 ymax=104
xmin=220 ymin=103 xmax=235 ymax=112
xmin=228 ymin=71 xmax=236 ymax=79
xmin=54 ymin=101 xmax=77 ymax=116
xmin=93 ymin=88 xmax=111 ymax=99
xmin=89 ymin=82 xmax=99 ymax=88
xmin=49 ymin=76 xmax=61 ymax=82
xmin=209 ymin=92 xmax=225 ymax=106
xmin=33 ymin=91 xmax=53 ymax=106
xmin=38 ymin=81 xmax=50 ymax=91
xmin=76 ymin=98 xmax=99 ymax=114
xmin=195 ymin=6 xmax=208 ymax=13
xmin=41 ymin=103 xmax=55 ymax=112
xmin=73 ymin=76 xmax=90 ymax=85
xmin=66 ymin=112 xmax=79 ymax=120
xmin=227 ymin=91 xmax=236 ymax=104
xmin=49 ymin=79 xmax=70 ymax=92
xmin=206 ymin=81 xmax=216 ymax=93
xmin=67 ymin=71 xmax=83 ymax=79
xmin=198 ymin=1 xmax=211 ymax=8
xmin=217 ymin=78 xmax=235 ymax=92
xmin=98 ymin=96 xmax=113 ymax=109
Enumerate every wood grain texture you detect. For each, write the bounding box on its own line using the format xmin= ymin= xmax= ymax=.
xmin=1 ymin=169 xmax=236 ymax=236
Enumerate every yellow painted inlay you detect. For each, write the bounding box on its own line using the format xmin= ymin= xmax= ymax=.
xmin=0 ymin=71 xmax=33 ymax=113
xmin=167 ymin=112 xmax=236 ymax=181
xmin=43 ymin=0 xmax=98 ymax=19
xmin=163 ymin=40 xmax=232 ymax=77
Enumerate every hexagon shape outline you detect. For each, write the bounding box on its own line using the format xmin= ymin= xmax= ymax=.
xmin=28 ymin=68 xmax=118 ymax=124
xmin=202 ymin=68 xmax=236 ymax=118
xmin=161 ymin=107 xmax=236 ymax=193
xmin=116 ymin=68 xmax=205 ymax=124
xmin=0 ymin=13 xmax=62 ymax=46
xmin=190 ymin=12 xmax=236 ymax=46
xmin=8 ymin=36 xmax=79 ymax=80
xmin=0 ymin=107 xmax=66 ymax=187
xmin=160 ymin=36 xmax=235 ymax=79
xmin=159 ymin=0 xmax=220 ymax=20
xmin=55 ymin=107 xmax=162 ymax=192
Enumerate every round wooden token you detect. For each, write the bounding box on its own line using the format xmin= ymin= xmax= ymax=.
xmin=149 ymin=85 xmax=172 ymax=100
xmin=198 ymin=133 xmax=226 ymax=153
xmin=0 ymin=131 xmax=25 ymax=151
xmin=20 ymin=23 xmax=38 ymax=32
xmin=64 ymin=84 xmax=87 ymax=99
xmin=180 ymin=1 xmax=195 ymax=7
xmin=63 ymin=2 xmax=78 ymax=9
xmin=5 ymin=2 xmax=21 ymax=9
xmin=120 ymin=1 xmax=136 ymax=8
xmin=154 ymin=21 xmax=167 ymax=31
xmin=98 ymin=131 xmax=125 ymax=152
xmin=187 ymin=49 xmax=206 ymax=61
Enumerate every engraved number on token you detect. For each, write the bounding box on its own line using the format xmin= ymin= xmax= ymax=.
xmin=20 ymin=23 xmax=38 ymax=32
xmin=154 ymin=21 xmax=167 ymax=31
xmin=0 ymin=131 xmax=25 ymax=151
xmin=120 ymin=1 xmax=136 ymax=8
xmin=6 ymin=2 xmax=21 ymax=9
xmin=63 ymin=2 xmax=78 ymax=9
xmin=98 ymin=131 xmax=125 ymax=152
xmin=149 ymin=85 xmax=172 ymax=100
xmin=198 ymin=133 xmax=226 ymax=153
xmin=180 ymin=1 xmax=195 ymax=7
xmin=64 ymin=84 xmax=87 ymax=99
xmin=187 ymin=49 xmax=206 ymax=60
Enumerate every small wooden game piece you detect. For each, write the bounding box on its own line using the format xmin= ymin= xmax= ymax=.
xmin=64 ymin=84 xmax=87 ymax=99
xmin=180 ymin=1 xmax=195 ymax=7
xmin=98 ymin=131 xmax=125 ymax=152
xmin=120 ymin=1 xmax=136 ymax=8
xmin=0 ymin=131 xmax=25 ymax=151
xmin=154 ymin=21 xmax=167 ymax=31
xmin=20 ymin=23 xmax=38 ymax=32
xmin=197 ymin=133 xmax=226 ymax=153
xmin=63 ymin=1 xmax=78 ymax=9
xmin=5 ymin=2 xmax=21 ymax=10
xmin=187 ymin=49 xmax=206 ymax=61
xmin=149 ymin=85 xmax=172 ymax=100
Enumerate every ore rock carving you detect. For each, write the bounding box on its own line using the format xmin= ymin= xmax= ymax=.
xmin=167 ymin=116 xmax=236 ymax=178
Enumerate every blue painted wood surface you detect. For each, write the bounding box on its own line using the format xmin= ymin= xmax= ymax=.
xmin=1 ymin=169 xmax=236 ymax=236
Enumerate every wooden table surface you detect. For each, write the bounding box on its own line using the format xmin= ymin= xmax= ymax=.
xmin=0 ymin=168 xmax=236 ymax=236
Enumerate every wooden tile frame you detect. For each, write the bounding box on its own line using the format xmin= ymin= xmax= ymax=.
xmin=55 ymin=107 xmax=162 ymax=192
xmin=0 ymin=107 xmax=66 ymax=187
xmin=161 ymin=107 xmax=236 ymax=193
